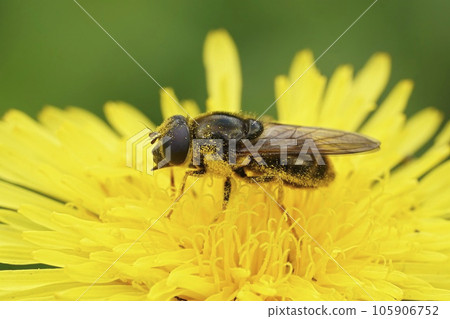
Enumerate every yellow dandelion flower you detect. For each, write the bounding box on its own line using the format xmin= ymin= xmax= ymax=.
xmin=0 ymin=29 xmax=449 ymax=301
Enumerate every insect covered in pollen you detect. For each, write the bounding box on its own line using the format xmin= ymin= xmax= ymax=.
xmin=148 ymin=112 xmax=380 ymax=211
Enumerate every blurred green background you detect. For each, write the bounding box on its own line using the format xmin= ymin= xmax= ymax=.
xmin=0 ymin=0 xmax=449 ymax=125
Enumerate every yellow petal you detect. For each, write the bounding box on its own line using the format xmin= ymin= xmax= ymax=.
xmin=3 ymin=109 xmax=59 ymax=145
xmin=416 ymin=160 xmax=450 ymax=199
xmin=435 ymin=121 xmax=450 ymax=147
xmin=23 ymin=231 xmax=81 ymax=250
xmin=0 ymin=146 xmax=70 ymax=201
xmin=362 ymin=79 xmax=413 ymax=136
xmin=160 ymin=88 xmax=200 ymax=120
xmin=33 ymin=249 xmax=88 ymax=267
xmin=0 ymin=246 xmax=37 ymax=264
xmin=167 ymin=266 xmax=216 ymax=298
xmin=0 ymin=209 xmax=47 ymax=231
xmin=287 ymin=50 xmax=326 ymax=125
xmin=104 ymin=101 xmax=155 ymax=138
xmin=39 ymin=106 xmax=119 ymax=151
xmin=0 ymin=182 xmax=70 ymax=213
xmin=403 ymin=288 xmax=450 ymax=301
xmin=0 ymin=226 xmax=32 ymax=246
xmin=147 ymin=279 xmax=179 ymax=301
xmin=338 ymin=53 xmax=391 ymax=131
xmin=204 ymin=29 xmax=242 ymax=112
xmin=236 ymin=285 xmax=262 ymax=300
xmin=160 ymin=87 xmax=181 ymax=119
xmin=393 ymin=144 xmax=450 ymax=180
xmin=0 ymin=283 xmax=81 ymax=301
xmin=0 ymin=269 xmax=70 ymax=291
xmin=135 ymin=249 xmax=196 ymax=268
xmin=56 ymin=284 xmax=144 ymax=301
xmin=274 ymin=75 xmax=291 ymax=123
xmin=319 ymin=65 xmax=353 ymax=127
xmin=275 ymin=50 xmax=326 ymax=125
xmin=65 ymin=262 xmax=119 ymax=283
xmin=182 ymin=99 xmax=200 ymax=117
xmin=18 ymin=205 xmax=72 ymax=232
xmin=353 ymin=53 xmax=391 ymax=102
xmin=396 ymin=107 xmax=443 ymax=157
xmin=66 ymin=107 xmax=119 ymax=143
xmin=59 ymin=174 xmax=106 ymax=215
xmin=38 ymin=106 xmax=69 ymax=132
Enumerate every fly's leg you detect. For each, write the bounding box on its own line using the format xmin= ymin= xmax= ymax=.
xmin=223 ymin=176 xmax=232 ymax=210
xmin=166 ymin=168 xmax=205 ymax=219
xmin=272 ymin=176 xmax=296 ymax=232
xmin=267 ymin=176 xmax=297 ymax=237
xmin=212 ymin=176 xmax=232 ymax=222
xmin=170 ymin=168 xmax=176 ymax=199
xmin=179 ymin=169 xmax=205 ymax=194
xmin=275 ymin=176 xmax=284 ymax=203
xmin=234 ymin=167 xmax=277 ymax=183
xmin=234 ymin=168 xmax=295 ymax=235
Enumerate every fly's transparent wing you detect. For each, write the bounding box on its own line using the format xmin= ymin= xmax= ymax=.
xmin=236 ymin=122 xmax=380 ymax=155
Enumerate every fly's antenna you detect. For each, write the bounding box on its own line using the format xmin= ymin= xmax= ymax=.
xmin=149 ymin=132 xmax=161 ymax=144
xmin=139 ymin=121 xmax=154 ymax=132
xmin=139 ymin=121 xmax=161 ymax=144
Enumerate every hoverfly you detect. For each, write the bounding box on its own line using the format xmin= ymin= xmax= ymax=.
xmin=149 ymin=112 xmax=380 ymax=211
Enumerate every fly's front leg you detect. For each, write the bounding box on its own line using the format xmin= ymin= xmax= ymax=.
xmin=179 ymin=169 xmax=205 ymax=194
xmin=170 ymin=168 xmax=176 ymax=198
xmin=166 ymin=168 xmax=205 ymax=219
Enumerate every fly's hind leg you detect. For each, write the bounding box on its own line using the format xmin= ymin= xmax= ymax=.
xmin=166 ymin=168 xmax=205 ymax=219
xmin=234 ymin=167 xmax=281 ymax=202
xmin=234 ymin=168 xmax=294 ymax=233
xmin=272 ymin=177 xmax=296 ymax=232
xmin=274 ymin=176 xmax=284 ymax=204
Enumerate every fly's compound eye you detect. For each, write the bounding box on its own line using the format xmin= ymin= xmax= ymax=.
xmin=152 ymin=115 xmax=190 ymax=168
